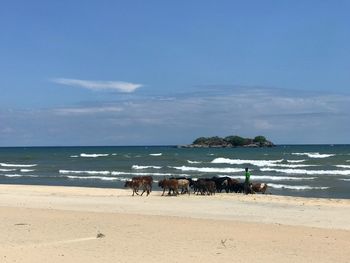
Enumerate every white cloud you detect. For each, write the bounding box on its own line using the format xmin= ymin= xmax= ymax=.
xmin=2 ymin=87 xmax=350 ymax=145
xmin=54 ymin=106 xmax=123 ymax=115
xmin=52 ymin=78 xmax=142 ymax=93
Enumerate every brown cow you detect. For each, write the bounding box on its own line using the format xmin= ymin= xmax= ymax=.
xmin=132 ymin=176 xmax=153 ymax=192
xmin=158 ymin=179 xmax=179 ymax=196
xmin=124 ymin=176 xmax=153 ymax=196
xmin=251 ymin=183 xmax=268 ymax=194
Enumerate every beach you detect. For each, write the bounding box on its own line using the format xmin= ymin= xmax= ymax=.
xmin=1 ymin=184 xmax=350 ymax=262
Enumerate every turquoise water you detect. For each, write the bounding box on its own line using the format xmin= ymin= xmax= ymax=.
xmin=0 ymin=145 xmax=350 ymax=199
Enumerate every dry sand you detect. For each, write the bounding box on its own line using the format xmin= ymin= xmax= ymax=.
xmin=0 ymin=184 xmax=350 ymax=262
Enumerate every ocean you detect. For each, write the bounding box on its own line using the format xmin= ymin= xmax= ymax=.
xmin=0 ymin=145 xmax=350 ymax=199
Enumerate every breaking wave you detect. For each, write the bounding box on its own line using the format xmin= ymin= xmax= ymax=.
xmin=0 ymin=168 xmax=16 ymax=172
xmin=111 ymin=171 xmax=182 ymax=176
xmin=132 ymin=165 xmax=162 ymax=170
xmin=286 ymin=160 xmax=306 ymax=163
xmin=172 ymin=166 xmax=243 ymax=173
xmin=80 ymin=153 xmax=109 ymax=158
xmin=149 ymin=153 xmax=162 ymax=156
xmin=223 ymin=175 xmax=316 ymax=181
xmin=335 ymin=165 xmax=350 ymax=169
xmin=211 ymin=158 xmax=313 ymax=168
xmin=291 ymin=152 xmax=335 ymax=158
xmin=340 ymin=179 xmax=350 ymax=181
xmin=20 ymin=169 xmax=35 ymax=172
xmin=268 ymin=183 xmax=329 ymax=190
xmin=261 ymin=168 xmax=350 ymax=175
xmin=59 ymin=170 xmax=111 ymax=175
xmin=0 ymin=163 xmax=37 ymax=167
xmin=1 ymin=174 xmax=39 ymax=178
xmin=211 ymin=158 xmax=283 ymax=166
xmin=187 ymin=160 xmax=203 ymax=164
xmin=66 ymin=175 xmax=119 ymax=181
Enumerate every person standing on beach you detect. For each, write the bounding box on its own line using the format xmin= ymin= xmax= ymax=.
xmin=244 ymin=167 xmax=251 ymax=194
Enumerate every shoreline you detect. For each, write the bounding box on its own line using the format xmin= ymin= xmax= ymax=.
xmin=1 ymin=184 xmax=350 ymax=229
xmin=1 ymin=184 xmax=350 ymax=262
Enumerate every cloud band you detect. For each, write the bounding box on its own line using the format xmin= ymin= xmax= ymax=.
xmin=52 ymin=78 xmax=142 ymax=93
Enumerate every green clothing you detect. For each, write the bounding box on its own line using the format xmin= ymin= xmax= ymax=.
xmin=245 ymin=171 xmax=251 ymax=183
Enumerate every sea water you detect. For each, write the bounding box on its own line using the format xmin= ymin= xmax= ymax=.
xmin=0 ymin=145 xmax=350 ymax=199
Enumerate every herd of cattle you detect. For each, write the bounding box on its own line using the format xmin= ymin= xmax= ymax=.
xmin=124 ymin=176 xmax=268 ymax=196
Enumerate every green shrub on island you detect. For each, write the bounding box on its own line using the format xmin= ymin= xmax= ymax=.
xmin=224 ymin=136 xmax=245 ymax=146
xmin=193 ymin=136 xmax=228 ymax=147
xmin=189 ymin=135 xmax=274 ymax=148
xmin=253 ymin=136 xmax=267 ymax=145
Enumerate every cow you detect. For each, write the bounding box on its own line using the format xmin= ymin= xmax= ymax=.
xmin=177 ymin=179 xmax=190 ymax=195
xmin=169 ymin=177 xmax=192 ymax=195
xmin=158 ymin=179 xmax=179 ymax=196
xmin=228 ymin=180 xmax=254 ymax=194
xmin=124 ymin=176 xmax=153 ymax=196
xmin=192 ymin=179 xmax=216 ymax=195
xmin=226 ymin=178 xmax=241 ymax=193
xmin=251 ymin=183 xmax=268 ymax=194
xmin=132 ymin=176 xmax=153 ymax=192
xmin=211 ymin=176 xmax=230 ymax=193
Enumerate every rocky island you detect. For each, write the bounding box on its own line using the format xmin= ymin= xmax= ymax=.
xmin=180 ymin=135 xmax=275 ymax=148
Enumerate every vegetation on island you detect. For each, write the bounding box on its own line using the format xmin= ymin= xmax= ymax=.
xmin=187 ymin=135 xmax=274 ymax=148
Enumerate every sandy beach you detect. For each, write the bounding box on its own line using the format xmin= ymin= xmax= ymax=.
xmin=1 ymin=184 xmax=350 ymax=262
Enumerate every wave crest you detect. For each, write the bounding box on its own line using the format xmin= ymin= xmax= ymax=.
xmin=59 ymin=170 xmax=110 ymax=175
xmin=0 ymin=163 xmax=37 ymax=167
xmin=80 ymin=153 xmax=109 ymax=158
xmin=261 ymin=168 xmax=350 ymax=175
xmin=132 ymin=165 xmax=162 ymax=170
xmin=291 ymin=152 xmax=335 ymax=158
xmin=268 ymin=183 xmax=329 ymax=190
xmin=172 ymin=166 xmax=243 ymax=173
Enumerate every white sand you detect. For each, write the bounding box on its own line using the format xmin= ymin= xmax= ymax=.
xmin=1 ymin=184 xmax=350 ymax=262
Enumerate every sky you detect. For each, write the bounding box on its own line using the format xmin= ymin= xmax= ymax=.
xmin=0 ymin=0 xmax=349 ymax=146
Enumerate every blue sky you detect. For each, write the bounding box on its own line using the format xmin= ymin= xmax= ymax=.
xmin=0 ymin=0 xmax=349 ymax=146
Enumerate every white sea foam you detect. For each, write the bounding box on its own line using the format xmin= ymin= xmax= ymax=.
xmin=187 ymin=160 xmax=203 ymax=164
xmin=340 ymin=179 xmax=350 ymax=181
xmin=336 ymin=165 xmax=350 ymax=169
xmin=111 ymin=171 xmax=181 ymax=177
xmin=2 ymin=174 xmax=39 ymax=178
xmin=0 ymin=168 xmax=16 ymax=172
xmin=270 ymin=164 xmax=316 ymax=168
xmin=112 ymin=153 xmax=117 ymax=156
xmin=149 ymin=153 xmax=162 ymax=156
xmin=70 ymin=155 xmax=79 ymax=158
xmin=20 ymin=169 xmax=35 ymax=172
xmin=66 ymin=175 xmax=118 ymax=181
xmin=59 ymin=170 xmax=111 ymax=175
xmin=211 ymin=158 xmax=312 ymax=168
xmin=261 ymin=168 xmax=350 ymax=175
xmin=80 ymin=153 xmax=109 ymax=158
xmin=132 ymin=165 xmax=162 ymax=170
xmin=211 ymin=158 xmax=284 ymax=167
xmin=268 ymin=183 xmax=329 ymax=190
xmin=286 ymin=160 xmax=306 ymax=163
xmin=0 ymin=163 xmax=37 ymax=167
xmin=172 ymin=166 xmax=243 ymax=173
xmin=291 ymin=152 xmax=335 ymax=158
xmin=220 ymin=175 xmax=316 ymax=181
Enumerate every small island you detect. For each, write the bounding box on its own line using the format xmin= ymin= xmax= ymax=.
xmin=180 ymin=135 xmax=275 ymax=148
